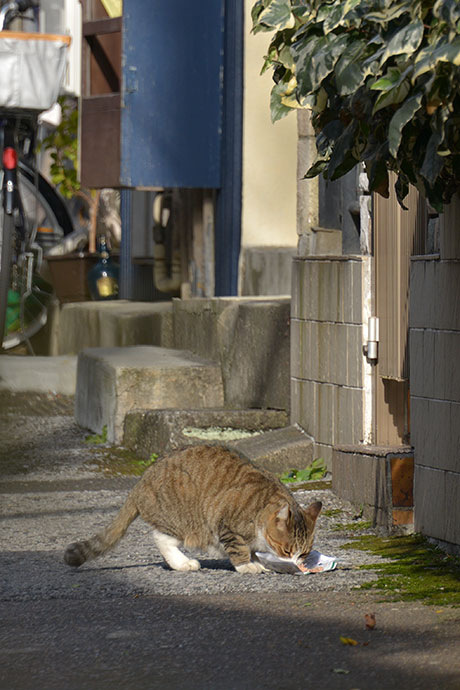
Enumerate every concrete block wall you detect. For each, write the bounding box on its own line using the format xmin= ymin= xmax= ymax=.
xmin=291 ymin=256 xmax=364 ymax=466
xmin=410 ymin=254 xmax=460 ymax=550
xmin=239 ymin=246 xmax=296 ymax=296
xmin=173 ymin=297 xmax=291 ymax=411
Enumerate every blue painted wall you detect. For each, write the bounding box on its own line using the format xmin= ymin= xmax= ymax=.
xmin=121 ymin=0 xmax=224 ymax=188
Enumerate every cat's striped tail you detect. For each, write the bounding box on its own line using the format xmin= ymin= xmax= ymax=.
xmin=64 ymin=490 xmax=139 ymax=567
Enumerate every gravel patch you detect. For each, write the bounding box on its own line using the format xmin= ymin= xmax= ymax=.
xmin=0 ymin=392 xmax=384 ymax=603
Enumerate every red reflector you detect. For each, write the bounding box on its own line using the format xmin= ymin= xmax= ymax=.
xmin=3 ymin=147 xmax=18 ymax=170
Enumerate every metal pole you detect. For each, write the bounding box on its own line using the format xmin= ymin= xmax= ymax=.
xmin=119 ymin=188 xmax=133 ymax=299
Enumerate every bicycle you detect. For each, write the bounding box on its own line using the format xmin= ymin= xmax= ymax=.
xmin=0 ymin=0 xmax=73 ymax=352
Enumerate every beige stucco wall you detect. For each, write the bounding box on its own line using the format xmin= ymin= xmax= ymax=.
xmin=241 ymin=1 xmax=298 ymax=248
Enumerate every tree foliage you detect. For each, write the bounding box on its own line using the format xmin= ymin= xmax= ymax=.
xmin=252 ymin=0 xmax=460 ymax=210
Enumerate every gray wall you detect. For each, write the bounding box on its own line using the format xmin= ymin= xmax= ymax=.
xmin=410 ymin=196 xmax=460 ymax=550
xmin=290 ymin=256 xmax=364 ymax=466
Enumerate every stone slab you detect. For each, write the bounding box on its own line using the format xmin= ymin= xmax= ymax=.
xmin=333 ymin=445 xmax=414 ymax=533
xmin=123 ymin=408 xmax=289 ymax=458
xmin=0 ymin=355 xmax=77 ymax=395
xmin=56 ymin=301 xmax=174 ymax=355
xmin=75 ymin=346 xmax=224 ymax=443
xmin=229 ymin=425 xmax=314 ymax=474
xmin=173 ymin=297 xmax=291 ymax=411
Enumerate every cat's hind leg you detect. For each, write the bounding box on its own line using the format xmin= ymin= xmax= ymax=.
xmin=153 ymin=531 xmax=201 ymax=571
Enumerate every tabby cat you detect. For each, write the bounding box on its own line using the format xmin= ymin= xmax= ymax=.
xmin=64 ymin=445 xmax=322 ymax=574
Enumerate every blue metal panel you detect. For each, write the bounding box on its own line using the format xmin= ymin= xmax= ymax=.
xmin=215 ymin=0 xmax=244 ymax=295
xmin=121 ymin=0 xmax=224 ymax=188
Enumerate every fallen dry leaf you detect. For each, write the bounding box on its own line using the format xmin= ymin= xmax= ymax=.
xmin=340 ymin=636 xmax=358 ymax=646
xmin=365 ymin=613 xmax=376 ymax=630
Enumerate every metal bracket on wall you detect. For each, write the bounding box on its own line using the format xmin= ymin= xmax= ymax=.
xmin=363 ymin=316 xmax=379 ymax=362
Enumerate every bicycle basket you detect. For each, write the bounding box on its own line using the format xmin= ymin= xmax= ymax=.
xmin=0 ymin=31 xmax=71 ymax=112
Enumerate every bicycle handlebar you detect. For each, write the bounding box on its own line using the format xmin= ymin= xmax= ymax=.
xmin=0 ymin=0 xmax=39 ymax=31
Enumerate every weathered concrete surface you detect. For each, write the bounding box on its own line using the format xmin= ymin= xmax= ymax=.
xmin=0 ymin=355 xmax=77 ymax=395
xmin=173 ymin=297 xmax=291 ymax=411
xmin=75 ymin=346 xmax=224 ymax=443
xmin=332 ymin=445 xmax=414 ymax=534
xmin=54 ymin=300 xmax=174 ymax=355
xmin=230 ymin=425 xmax=314 ymax=474
xmin=123 ymin=408 xmax=289 ymax=458
xmin=39 ymin=296 xmax=291 ymax=413
xmin=239 ymin=246 xmax=296 ymax=296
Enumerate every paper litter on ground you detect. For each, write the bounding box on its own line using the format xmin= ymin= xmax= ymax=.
xmin=255 ymin=549 xmax=337 ymax=574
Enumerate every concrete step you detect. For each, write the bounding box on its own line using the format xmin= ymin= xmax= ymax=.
xmin=75 ymin=346 xmax=224 ymax=443
xmin=0 ymin=355 xmax=77 ymax=396
xmin=230 ymin=425 xmax=314 ymax=474
xmin=333 ymin=444 xmax=414 ymax=534
xmin=53 ymin=300 xmax=174 ymax=355
xmin=123 ymin=407 xmax=289 ymax=458
xmin=123 ymin=409 xmax=313 ymax=474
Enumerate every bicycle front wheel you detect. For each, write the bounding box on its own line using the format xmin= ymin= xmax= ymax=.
xmin=1 ymin=165 xmax=73 ymax=350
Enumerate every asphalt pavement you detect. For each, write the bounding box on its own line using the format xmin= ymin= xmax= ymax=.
xmin=1 ymin=391 xmax=459 ymax=690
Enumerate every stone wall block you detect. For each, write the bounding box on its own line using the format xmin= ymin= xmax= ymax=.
xmin=317 ymin=322 xmax=331 ymax=382
xmin=291 ymin=319 xmax=311 ymax=381
xmin=351 ymin=259 xmax=363 ymax=324
xmin=437 ymin=331 xmax=460 ymax=402
xmin=409 ymin=329 xmax=426 ymax=399
xmin=346 ymin=325 xmax=362 ymax=387
xmin=410 ymin=260 xmax=435 ymax=329
xmin=291 ymin=378 xmax=317 ymax=436
xmin=411 ymin=397 xmax=460 ymax=473
xmin=290 ymin=318 xmax=302 ymax=380
xmin=440 ymin=194 xmax=460 ymax=260
xmin=336 ymin=387 xmax=349 ymax=445
xmin=222 ymin=300 xmax=291 ymax=410
xmin=414 ymin=466 xmax=450 ymax=542
xmin=316 ymin=382 xmax=335 ymax=445
xmin=333 ymin=451 xmax=389 ymax=510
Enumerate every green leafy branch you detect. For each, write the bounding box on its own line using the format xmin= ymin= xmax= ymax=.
xmin=252 ymin=0 xmax=460 ymax=210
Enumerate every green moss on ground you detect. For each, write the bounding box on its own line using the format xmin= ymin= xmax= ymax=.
xmin=85 ymin=447 xmax=158 ymax=477
xmin=342 ymin=534 xmax=460 ymax=606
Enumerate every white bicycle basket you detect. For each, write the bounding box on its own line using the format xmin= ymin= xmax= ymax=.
xmin=0 ymin=31 xmax=71 ymax=112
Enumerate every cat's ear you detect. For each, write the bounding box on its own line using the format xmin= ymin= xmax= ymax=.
xmin=276 ymin=503 xmax=291 ymax=520
xmin=304 ymin=501 xmax=322 ymax=522
xmin=275 ymin=504 xmax=291 ymax=523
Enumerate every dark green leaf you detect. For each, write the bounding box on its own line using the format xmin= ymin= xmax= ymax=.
xmin=335 ymin=40 xmax=369 ymax=95
xmin=380 ymin=19 xmax=424 ymax=65
xmin=323 ymin=2 xmax=345 ymax=34
xmin=304 ymin=158 xmax=328 ymax=178
xmin=327 ymin=122 xmax=359 ymax=179
xmin=258 ymin=0 xmax=294 ymax=31
xmin=310 ymin=33 xmax=350 ymax=92
xmin=373 ymin=78 xmax=410 ymax=114
xmin=367 ymin=158 xmax=390 ymax=197
xmin=388 ymin=93 xmax=423 ymax=156
xmin=420 ymin=130 xmax=444 ymax=185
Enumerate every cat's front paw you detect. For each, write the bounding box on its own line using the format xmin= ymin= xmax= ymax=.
xmin=235 ymin=561 xmax=265 ymax=574
xmin=175 ymin=558 xmax=201 ymax=572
